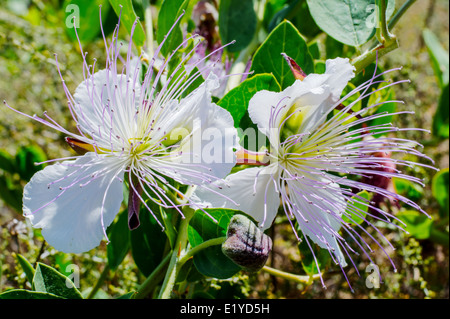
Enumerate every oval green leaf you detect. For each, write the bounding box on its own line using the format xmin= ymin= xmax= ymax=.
xmin=306 ymin=0 xmax=395 ymax=47
xmin=218 ymin=73 xmax=281 ymax=127
xmin=187 ymin=208 xmax=241 ymax=279
xmin=156 ymin=0 xmax=190 ymax=57
xmin=251 ymin=20 xmax=314 ymax=90
xmin=343 ymin=190 xmax=371 ymax=225
xmin=109 ymin=0 xmax=146 ymax=50
xmin=33 ymin=263 xmax=83 ymax=299
xmin=219 ymin=0 xmax=257 ymax=52
xmin=397 ymin=210 xmax=433 ymax=240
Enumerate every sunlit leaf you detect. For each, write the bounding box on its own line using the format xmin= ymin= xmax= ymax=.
xmin=343 ymin=190 xmax=371 ymax=225
xmin=218 ymin=73 xmax=281 ymax=127
xmin=156 ymin=0 xmax=190 ymax=57
xmin=109 ymin=0 xmax=146 ymax=49
xmin=33 ymin=263 xmax=83 ymax=299
xmin=397 ymin=210 xmax=433 ymax=240
xmin=251 ymin=20 xmax=314 ymax=89
xmin=306 ymin=0 xmax=395 ymax=47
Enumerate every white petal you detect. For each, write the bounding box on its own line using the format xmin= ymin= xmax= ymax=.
xmin=248 ymin=57 xmax=355 ymax=139
xmin=191 ymin=165 xmax=280 ymax=229
xmin=23 ymin=153 xmax=125 ymax=253
xmin=152 ymin=74 xmax=239 ymax=185
xmin=287 ymin=175 xmax=348 ymax=267
xmin=73 ymin=66 xmax=141 ymax=145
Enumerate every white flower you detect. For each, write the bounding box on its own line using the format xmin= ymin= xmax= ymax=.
xmin=192 ymin=57 xmax=435 ymax=285
xmin=5 ymin=17 xmax=238 ymax=253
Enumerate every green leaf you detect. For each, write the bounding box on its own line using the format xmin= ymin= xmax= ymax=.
xmin=33 ymin=263 xmax=83 ymax=299
xmin=0 ymin=289 xmax=64 ymax=299
xmin=218 ymin=73 xmax=281 ymax=127
xmin=297 ymin=233 xmax=331 ymax=275
xmin=15 ymin=145 xmax=47 ymax=182
xmin=64 ymin=0 xmax=111 ymax=44
xmin=0 ymin=149 xmax=16 ymax=173
xmin=398 ymin=210 xmax=433 ymax=240
xmin=130 ymin=206 xmax=167 ymax=276
xmin=251 ymin=20 xmax=314 ymax=90
xmin=343 ymin=190 xmax=370 ymax=225
xmin=306 ymin=0 xmax=395 ymax=47
xmin=0 ymin=175 xmax=23 ymax=212
xmin=266 ymin=0 xmax=321 ymax=39
xmin=393 ymin=178 xmax=424 ymax=203
xmin=367 ymin=83 xmax=397 ymax=137
xmin=432 ymin=168 xmax=449 ymax=218
xmin=156 ymin=0 xmax=190 ymax=57
xmin=219 ymin=0 xmax=257 ymax=52
xmin=187 ymin=208 xmax=241 ymax=279
xmin=107 ymin=209 xmax=130 ymax=270
xmin=423 ymin=28 xmax=449 ymax=89
xmin=432 ymin=84 xmax=449 ymax=139
xmin=109 ymin=0 xmax=146 ymax=49
xmin=15 ymin=254 xmax=35 ymax=284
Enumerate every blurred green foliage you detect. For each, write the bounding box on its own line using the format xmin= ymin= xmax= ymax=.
xmin=0 ymin=0 xmax=448 ymax=299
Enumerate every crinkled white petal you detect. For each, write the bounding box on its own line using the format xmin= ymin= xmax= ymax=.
xmin=191 ymin=165 xmax=280 ymax=229
xmin=73 ymin=64 xmax=142 ymax=146
xmin=287 ymin=175 xmax=347 ymax=267
xmin=151 ymin=74 xmax=239 ymax=185
xmin=23 ymin=153 xmax=125 ymax=253
xmin=248 ymin=57 xmax=355 ymax=140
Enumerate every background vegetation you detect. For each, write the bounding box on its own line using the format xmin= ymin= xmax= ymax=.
xmin=0 ymin=0 xmax=448 ymax=299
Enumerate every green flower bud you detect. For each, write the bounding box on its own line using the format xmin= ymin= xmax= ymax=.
xmin=222 ymin=214 xmax=272 ymax=272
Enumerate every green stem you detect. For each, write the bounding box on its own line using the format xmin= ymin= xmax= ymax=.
xmin=177 ymin=236 xmax=227 ymax=267
xmin=376 ymin=0 xmax=395 ymax=43
xmin=142 ymin=0 xmax=154 ymax=58
xmin=86 ymin=264 xmax=110 ymax=299
xmin=388 ymin=0 xmax=417 ymax=30
xmin=261 ymin=266 xmax=321 ymax=285
xmin=158 ymin=207 xmax=195 ymax=299
xmin=133 ymin=253 xmax=172 ymax=299
xmin=351 ymin=41 xmax=399 ymax=74
xmin=352 ymin=0 xmax=418 ymax=74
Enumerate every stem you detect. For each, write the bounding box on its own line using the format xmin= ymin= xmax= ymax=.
xmin=351 ymin=0 xmax=418 ymax=74
xmin=388 ymin=0 xmax=417 ymax=31
xmin=133 ymin=253 xmax=172 ymax=299
xmin=261 ymin=266 xmax=321 ymax=285
xmin=142 ymin=0 xmax=154 ymax=58
xmin=352 ymin=41 xmax=399 ymax=74
xmin=376 ymin=0 xmax=394 ymax=43
xmin=158 ymin=207 xmax=195 ymax=299
xmin=86 ymin=264 xmax=110 ymax=299
xmin=177 ymin=237 xmax=227 ymax=267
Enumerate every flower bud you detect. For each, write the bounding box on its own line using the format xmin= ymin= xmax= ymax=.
xmin=222 ymin=214 xmax=272 ymax=272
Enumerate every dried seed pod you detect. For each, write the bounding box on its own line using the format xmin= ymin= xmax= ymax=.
xmin=222 ymin=214 xmax=272 ymax=272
